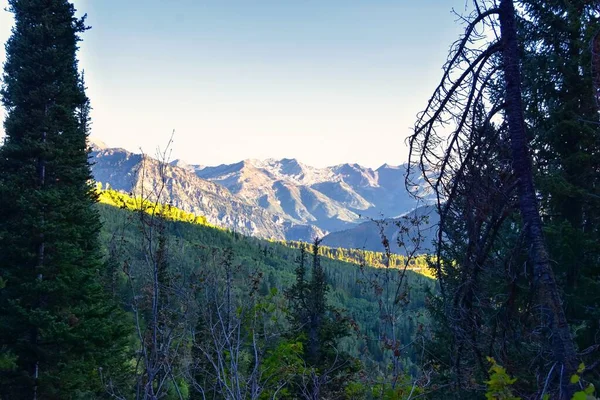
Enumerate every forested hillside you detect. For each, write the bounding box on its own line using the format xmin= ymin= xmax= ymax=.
xmin=96 ymin=198 xmax=433 ymax=397
xmin=98 ymin=188 xmax=433 ymax=276
xmin=0 ymin=0 xmax=598 ymax=399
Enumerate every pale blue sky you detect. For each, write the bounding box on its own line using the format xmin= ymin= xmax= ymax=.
xmin=0 ymin=0 xmax=467 ymax=168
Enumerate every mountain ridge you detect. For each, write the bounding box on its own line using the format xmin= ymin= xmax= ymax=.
xmin=90 ymin=142 xmax=425 ymax=243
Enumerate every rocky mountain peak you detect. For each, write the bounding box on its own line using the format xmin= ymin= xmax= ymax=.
xmin=88 ymin=136 xmax=108 ymax=151
xmin=90 ymin=146 xmax=421 ymax=242
xmin=330 ymin=163 xmax=378 ymax=188
xmin=377 ymin=163 xmax=403 ymax=170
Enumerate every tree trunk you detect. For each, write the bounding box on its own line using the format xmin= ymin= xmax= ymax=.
xmin=499 ymin=0 xmax=578 ymax=395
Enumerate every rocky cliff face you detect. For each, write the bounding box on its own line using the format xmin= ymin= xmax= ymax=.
xmin=91 ymin=148 xmax=324 ymax=240
xmin=193 ymin=158 xmax=419 ymax=227
xmin=91 ymin=145 xmax=423 ymax=242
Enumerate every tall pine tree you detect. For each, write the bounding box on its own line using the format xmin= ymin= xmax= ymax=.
xmin=520 ymin=0 xmax=600 ymax=355
xmin=407 ymin=0 xmax=597 ymax=397
xmin=0 ymin=1 xmax=129 ymax=397
xmin=285 ymin=239 xmax=357 ymax=398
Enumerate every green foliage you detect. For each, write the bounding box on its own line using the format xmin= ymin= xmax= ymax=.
xmin=0 ymin=0 xmax=131 ymax=397
xmin=0 ymin=352 xmax=17 ymax=372
xmin=485 ymin=358 xmax=520 ymax=400
xmin=572 ymin=386 xmax=596 ymax=400
xmin=96 ymin=190 xmax=434 ymax=375
xmin=99 ymin=188 xmax=434 ymax=279
xmin=522 ymin=0 xmax=600 ymax=364
xmin=283 ymin=238 xmax=360 ymax=397
xmin=570 ymin=363 xmax=596 ymax=400
xmin=344 ymin=375 xmax=423 ymax=400
xmin=0 ymin=277 xmax=16 ymax=372
xmin=0 ymin=279 xmax=15 ymax=373
xmin=482 ymin=362 xmax=597 ymax=400
xmin=259 ymin=341 xmax=305 ymax=399
xmin=97 ymin=200 xmax=434 ymax=395
xmin=422 ymin=1 xmax=600 ymax=398
xmin=98 ymin=188 xmax=213 ymax=227
xmin=285 ymin=240 xmax=435 ymax=278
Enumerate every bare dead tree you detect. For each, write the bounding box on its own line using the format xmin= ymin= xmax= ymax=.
xmin=406 ymin=0 xmax=579 ymax=397
xmin=105 ymin=132 xmax=194 ymax=399
xmin=186 ymin=248 xmax=289 ymax=400
xmin=103 ymin=134 xmax=293 ymax=399
xmin=356 ymin=204 xmax=434 ymax=394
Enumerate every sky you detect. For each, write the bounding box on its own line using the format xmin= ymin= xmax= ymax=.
xmin=0 ymin=0 xmax=468 ymax=168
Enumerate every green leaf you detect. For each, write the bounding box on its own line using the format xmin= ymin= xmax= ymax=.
xmin=571 ymin=392 xmax=587 ymax=400
xmin=584 ymin=384 xmax=595 ymax=395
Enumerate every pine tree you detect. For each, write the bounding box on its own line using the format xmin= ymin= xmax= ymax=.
xmin=286 ymin=242 xmax=309 ymax=338
xmin=285 ymin=239 xmax=356 ymax=398
xmin=307 ymin=238 xmax=328 ymax=365
xmin=407 ymin=0 xmax=595 ymax=397
xmin=520 ymin=0 xmax=600 ymax=354
xmin=0 ymin=0 xmax=130 ymax=397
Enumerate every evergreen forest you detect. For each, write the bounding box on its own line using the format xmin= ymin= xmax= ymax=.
xmin=0 ymin=0 xmax=598 ymax=399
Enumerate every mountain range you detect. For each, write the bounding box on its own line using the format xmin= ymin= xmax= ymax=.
xmin=321 ymin=204 xmax=438 ymax=254
xmin=90 ymin=138 xmax=433 ymax=249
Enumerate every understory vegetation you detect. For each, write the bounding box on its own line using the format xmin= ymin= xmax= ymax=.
xmin=0 ymin=0 xmax=598 ymax=399
xmin=96 ymin=192 xmax=433 ymax=398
